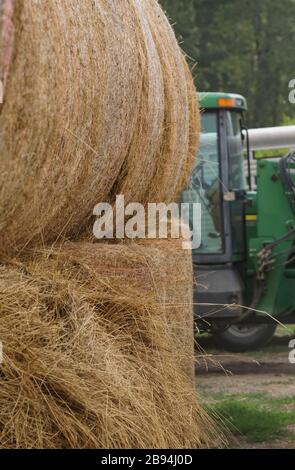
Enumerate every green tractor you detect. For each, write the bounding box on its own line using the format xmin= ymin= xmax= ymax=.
xmin=183 ymin=92 xmax=295 ymax=352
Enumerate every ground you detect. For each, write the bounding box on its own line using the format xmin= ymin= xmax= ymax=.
xmin=196 ymin=325 xmax=295 ymax=448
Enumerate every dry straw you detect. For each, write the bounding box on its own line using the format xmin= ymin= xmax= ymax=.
xmin=0 ymin=241 xmax=217 ymax=449
xmin=0 ymin=0 xmax=214 ymax=450
xmin=0 ymin=0 xmax=14 ymax=96
xmin=141 ymin=0 xmax=191 ymax=203
xmin=0 ymin=0 xmax=198 ymax=255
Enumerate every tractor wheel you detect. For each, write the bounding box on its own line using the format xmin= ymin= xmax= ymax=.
xmin=213 ymin=323 xmax=277 ymax=353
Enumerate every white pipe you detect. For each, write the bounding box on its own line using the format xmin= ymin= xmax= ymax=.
xmin=242 ymin=125 xmax=295 ymax=151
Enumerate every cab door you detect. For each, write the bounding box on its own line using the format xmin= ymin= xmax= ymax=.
xmin=225 ymin=110 xmax=247 ymax=259
xmin=182 ymin=109 xmax=231 ymax=263
xmin=181 ymin=108 xmax=246 ymax=263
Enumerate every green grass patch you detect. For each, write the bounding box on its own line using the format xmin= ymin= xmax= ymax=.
xmin=207 ymin=394 xmax=295 ymax=443
xmin=276 ymin=325 xmax=295 ymax=337
xmin=287 ymin=325 xmax=295 ymax=336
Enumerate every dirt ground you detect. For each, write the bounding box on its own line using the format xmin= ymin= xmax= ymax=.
xmin=196 ymin=329 xmax=295 ymax=449
xmin=197 ymin=373 xmax=295 ymax=399
xmin=237 ymin=437 xmax=295 ymax=449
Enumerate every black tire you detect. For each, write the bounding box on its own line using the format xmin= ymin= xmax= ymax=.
xmin=213 ymin=323 xmax=277 ymax=353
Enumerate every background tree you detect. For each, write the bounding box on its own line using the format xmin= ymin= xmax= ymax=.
xmin=159 ymin=0 xmax=295 ymax=127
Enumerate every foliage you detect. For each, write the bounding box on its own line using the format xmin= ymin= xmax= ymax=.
xmin=160 ymin=0 xmax=199 ymax=67
xmin=159 ymin=0 xmax=295 ymax=127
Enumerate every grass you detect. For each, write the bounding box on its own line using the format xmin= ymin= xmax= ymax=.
xmin=286 ymin=325 xmax=295 ymax=335
xmin=197 ymin=326 xmax=295 ymax=445
xmin=207 ymin=393 xmax=295 ymax=444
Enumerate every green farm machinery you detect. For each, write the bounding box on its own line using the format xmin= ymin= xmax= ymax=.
xmin=183 ymin=92 xmax=295 ymax=352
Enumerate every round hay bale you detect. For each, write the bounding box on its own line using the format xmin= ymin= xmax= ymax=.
xmin=177 ymin=61 xmax=200 ymax=196
xmin=113 ymin=0 xmax=199 ymax=205
xmin=0 ymin=0 xmax=143 ymax=253
xmin=141 ymin=0 xmax=190 ymax=203
xmin=110 ymin=0 xmax=165 ymax=203
xmin=0 ymin=241 xmax=217 ymax=449
xmin=0 ymin=0 xmax=198 ymax=255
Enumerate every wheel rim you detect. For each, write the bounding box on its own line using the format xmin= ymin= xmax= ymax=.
xmin=226 ymin=324 xmax=267 ymax=339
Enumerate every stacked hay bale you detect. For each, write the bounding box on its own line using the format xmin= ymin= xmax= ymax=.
xmin=0 ymin=0 xmax=199 ymax=254
xmin=0 ymin=0 xmax=216 ymax=448
xmin=0 ymin=241 xmax=217 ymax=448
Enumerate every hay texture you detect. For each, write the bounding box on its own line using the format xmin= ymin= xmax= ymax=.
xmin=0 ymin=241 xmax=215 ymax=449
xmin=0 ymin=0 xmax=199 ymax=255
xmin=0 ymin=0 xmax=14 ymax=97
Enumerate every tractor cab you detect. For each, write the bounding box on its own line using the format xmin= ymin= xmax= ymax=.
xmin=182 ymin=93 xmax=249 ymax=335
xmin=183 ymin=92 xmax=248 ymax=262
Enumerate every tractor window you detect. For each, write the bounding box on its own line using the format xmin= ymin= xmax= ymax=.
xmin=226 ymin=110 xmax=246 ymax=256
xmin=226 ymin=111 xmax=247 ymax=191
xmin=181 ymin=111 xmax=224 ymax=254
